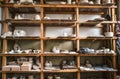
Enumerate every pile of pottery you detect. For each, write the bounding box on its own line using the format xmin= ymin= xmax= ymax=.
xmin=14 ymin=14 xmax=41 ymax=20
xmin=79 ymin=0 xmax=112 ymax=4
xmin=50 ymin=46 xmax=77 ymax=54
xmin=80 ymin=59 xmax=116 ymax=71
xmin=6 ymin=49 xmax=41 ymax=54
xmin=8 ymin=75 xmax=34 ymax=79
xmin=79 ymin=47 xmax=115 ymax=54
xmin=1 ymin=30 xmax=26 ymax=38
xmin=61 ymin=60 xmax=77 ymax=69
xmin=5 ymin=57 xmax=41 ymax=71
xmin=47 ymin=75 xmax=62 ymax=79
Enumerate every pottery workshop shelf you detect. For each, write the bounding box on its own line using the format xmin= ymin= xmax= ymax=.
xmin=0 ymin=0 xmax=118 ymax=79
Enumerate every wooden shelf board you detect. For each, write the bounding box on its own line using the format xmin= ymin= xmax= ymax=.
xmin=42 ymin=4 xmax=117 ymax=8
xmin=2 ymin=70 xmax=41 ymax=73
xmin=9 ymin=7 xmax=40 ymax=14
xmin=77 ymin=5 xmax=117 ymax=8
xmin=44 ymin=24 xmax=76 ymax=27
xmin=43 ymin=19 xmax=76 ymax=23
xmin=42 ymin=37 xmax=77 ymax=40
xmin=43 ymin=53 xmax=78 ymax=56
xmin=6 ymin=19 xmax=40 ymax=23
xmin=41 ymin=4 xmax=77 ymax=8
xmin=80 ymin=70 xmax=117 ymax=72
xmin=44 ymin=69 xmax=78 ymax=72
xmin=78 ymin=37 xmax=117 ymax=40
xmin=2 ymin=4 xmax=117 ymax=8
xmin=79 ymin=54 xmax=116 ymax=56
xmin=101 ymin=21 xmax=120 ymax=24
xmin=4 ymin=36 xmax=41 ymax=40
xmin=3 ymin=4 xmax=40 ymax=7
xmin=1 ymin=53 xmax=41 ymax=56
xmin=79 ymin=21 xmax=120 ymax=25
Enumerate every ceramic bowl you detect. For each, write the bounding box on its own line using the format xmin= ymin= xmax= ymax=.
xmin=104 ymin=32 xmax=113 ymax=37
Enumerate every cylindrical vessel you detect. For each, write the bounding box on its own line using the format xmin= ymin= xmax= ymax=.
xmin=67 ymin=0 xmax=72 ymax=4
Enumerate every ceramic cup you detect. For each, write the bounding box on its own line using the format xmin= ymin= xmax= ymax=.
xmin=104 ymin=32 xmax=113 ymax=37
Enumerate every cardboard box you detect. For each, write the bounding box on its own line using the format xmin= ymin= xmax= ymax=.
xmin=21 ymin=62 xmax=32 ymax=71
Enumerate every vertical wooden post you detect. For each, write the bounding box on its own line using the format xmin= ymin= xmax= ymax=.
xmin=2 ymin=0 xmax=8 ymax=79
xmin=76 ymin=4 xmax=80 ymax=79
xmin=40 ymin=0 xmax=44 ymax=79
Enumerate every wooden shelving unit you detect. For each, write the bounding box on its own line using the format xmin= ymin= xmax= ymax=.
xmin=0 ymin=0 xmax=118 ymax=79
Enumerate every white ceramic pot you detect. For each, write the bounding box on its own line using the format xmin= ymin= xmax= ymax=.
xmin=35 ymin=15 xmax=41 ymax=20
xmin=104 ymin=32 xmax=113 ymax=37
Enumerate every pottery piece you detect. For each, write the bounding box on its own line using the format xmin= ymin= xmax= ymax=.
xmin=35 ymin=14 xmax=41 ymax=20
xmin=104 ymin=32 xmax=113 ymax=37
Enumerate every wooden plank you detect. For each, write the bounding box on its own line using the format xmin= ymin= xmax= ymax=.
xmin=77 ymin=37 xmax=117 ymax=40
xmin=43 ymin=69 xmax=78 ymax=73
xmin=42 ymin=37 xmax=77 ymax=40
xmin=1 ymin=53 xmax=41 ymax=56
xmin=79 ymin=54 xmax=116 ymax=56
xmin=2 ymin=70 xmax=41 ymax=73
xmin=43 ymin=53 xmax=78 ymax=56
xmin=3 ymin=36 xmax=41 ymax=40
